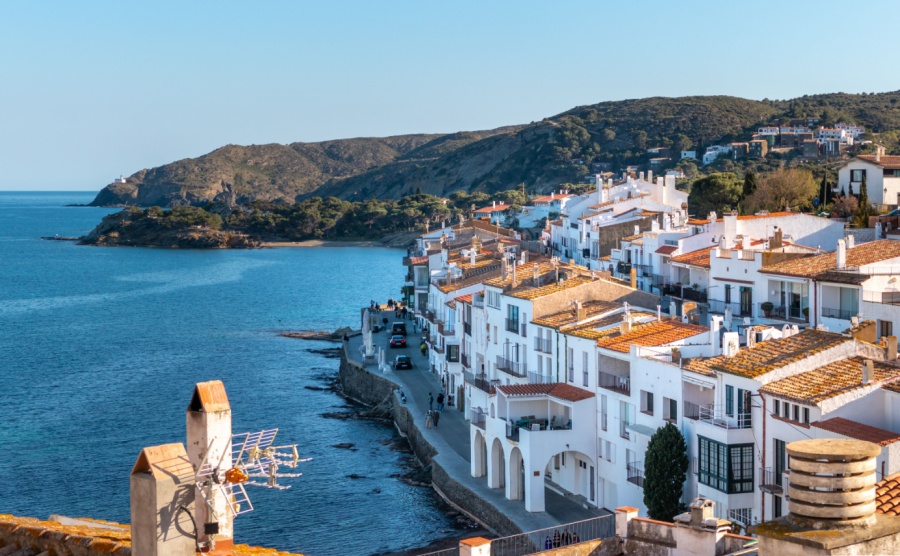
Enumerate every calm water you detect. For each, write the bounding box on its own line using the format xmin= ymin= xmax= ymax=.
xmin=0 ymin=192 xmax=450 ymax=555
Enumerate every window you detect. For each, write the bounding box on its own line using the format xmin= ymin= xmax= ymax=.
xmin=773 ymin=399 xmax=780 ymax=417
xmin=567 ymin=347 xmax=574 ymax=382
xmin=493 ymin=326 xmax=497 ymax=344
xmin=851 ymin=169 xmax=866 ymax=183
xmin=620 ymin=401 xmax=633 ymax=440
xmin=582 ymin=352 xmax=589 ymax=387
xmin=698 ymin=436 xmax=754 ymax=493
xmin=803 ymin=407 xmax=810 ymax=425
xmin=506 ymin=305 xmax=519 ymax=332
xmin=782 ymin=401 xmax=790 ymax=419
xmin=641 ymin=390 xmax=654 ymax=415
xmin=664 ymin=397 xmax=677 ymax=423
xmin=792 ymin=404 xmax=800 ymax=422
xmin=725 ymin=385 xmax=734 ymax=417
xmin=601 ymin=395 xmax=608 ymax=431
xmin=446 ymin=345 xmax=459 ymax=362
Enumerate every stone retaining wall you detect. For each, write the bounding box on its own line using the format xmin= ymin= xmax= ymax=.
xmin=339 ymin=342 xmax=521 ymax=537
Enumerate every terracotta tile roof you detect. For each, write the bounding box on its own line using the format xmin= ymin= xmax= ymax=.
xmin=596 ymin=319 xmax=708 ymax=352
xmin=682 ymin=357 xmax=718 ymax=377
xmin=0 ymin=514 xmax=304 ymax=556
xmin=409 ymin=256 xmax=428 ymax=265
xmin=566 ymin=312 xmax=654 ymax=340
xmin=455 ymin=291 xmax=482 ymax=304
xmin=497 ymin=382 xmax=595 ymax=402
xmin=508 ymin=275 xmax=596 ymax=300
xmin=761 ymin=240 xmax=900 ymax=278
xmin=656 ymin=245 xmax=678 ymax=255
xmin=532 ymin=301 xmax=621 ymax=328
xmin=706 ymin=330 xmax=851 ymax=378
xmin=815 ymin=270 xmax=871 ymax=285
xmin=621 ymin=233 xmax=643 ymax=242
xmin=687 ymin=212 xmax=797 ymax=225
xmin=436 ymin=268 xmax=502 ymax=293
xmin=813 ymin=417 xmax=900 ymax=446
xmin=481 ymin=261 xmax=553 ymax=289
xmin=876 ymin=473 xmax=900 ymax=516
xmin=859 ymin=154 xmax=900 ymax=170
xmin=687 ymin=218 xmax=709 ymax=225
xmin=531 ymin=194 xmax=571 ymax=203
xmin=759 ymin=356 xmax=900 ymax=404
xmin=475 ymin=204 xmax=510 ymax=213
xmin=669 ymin=246 xmax=714 ymax=269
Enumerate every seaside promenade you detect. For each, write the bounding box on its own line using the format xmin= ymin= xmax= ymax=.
xmin=345 ymin=325 xmax=609 ymax=535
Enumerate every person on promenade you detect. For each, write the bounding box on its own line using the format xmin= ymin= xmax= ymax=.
xmin=428 ymin=392 xmax=434 ymax=410
xmin=432 ymin=409 xmax=440 ymax=428
xmin=425 ymin=410 xmax=433 ymax=428
xmin=436 ymin=392 xmax=444 ymax=412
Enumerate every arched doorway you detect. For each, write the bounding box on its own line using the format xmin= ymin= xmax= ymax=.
xmin=472 ymin=430 xmax=487 ymax=478
xmin=489 ymin=437 xmax=505 ymax=489
xmin=508 ymin=447 xmax=524 ymax=501
xmin=544 ymin=450 xmax=596 ymax=504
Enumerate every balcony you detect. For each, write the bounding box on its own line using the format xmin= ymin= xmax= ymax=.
xmin=699 ymin=406 xmax=752 ymax=429
xmin=627 ymin=461 xmax=645 ymax=488
xmin=759 ymin=467 xmax=784 ymax=494
xmin=527 ymin=371 xmax=551 ymax=384
xmin=863 ymin=291 xmax=900 ymax=305
xmin=683 ymin=401 xmax=706 ymax=421
xmin=424 ymin=309 xmax=436 ymax=323
xmin=759 ymin=303 xmax=808 ymax=321
xmin=461 ymin=352 xmax=471 ymax=369
xmin=505 ymin=318 xmax=520 ymax=333
xmin=598 ymin=370 xmax=631 ymax=396
xmin=464 ymin=371 xmax=496 ymax=394
xmin=437 ymin=321 xmax=455 ymax=336
xmin=496 ymin=356 xmax=527 ymax=378
xmin=534 ymin=336 xmax=552 ymax=353
xmin=616 ymin=262 xmax=632 ymax=276
xmin=822 ymin=306 xmax=856 ymax=320
xmin=470 ymin=408 xmax=487 ymax=430
xmin=664 ymin=284 xmax=708 ymax=304
xmin=707 ymin=299 xmax=745 ymax=316
xmin=464 ymin=322 xmax=472 ymax=336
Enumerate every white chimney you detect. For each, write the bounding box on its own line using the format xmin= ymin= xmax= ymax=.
xmin=847 ymin=234 xmax=855 ymax=248
xmin=708 ymin=211 xmax=717 ymax=224
xmin=863 ymin=359 xmax=874 ymax=384
xmin=745 ymin=327 xmax=757 ymax=349
xmin=710 ymin=316 xmax=723 ymax=355
xmin=492 ymin=200 xmax=496 ymax=208
xmin=639 ymin=171 xmax=645 ymax=181
xmin=836 ymin=238 xmax=847 ymax=269
xmin=634 ymin=225 xmax=640 ymax=236
xmin=551 ymin=191 xmax=555 ymax=199
xmin=722 ymin=331 xmax=740 ymax=358
xmin=657 ymin=305 xmax=661 ymax=322
xmin=782 ymin=324 xmax=793 ymax=338
xmin=470 ymin=247 xmax=476 ymax=265
xmin=647 ymin=169 xmax=653 ymax=182
xmin=130 ymin=443 xmax=196 ymax=556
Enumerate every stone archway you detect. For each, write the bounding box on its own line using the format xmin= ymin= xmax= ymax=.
xmin=508 ymin=446 xmax=524 ymax=501
xmin=489 ymin=437 xmax=505 ymax=489
xmin=472 ymin=430 xmax=487 ymax=478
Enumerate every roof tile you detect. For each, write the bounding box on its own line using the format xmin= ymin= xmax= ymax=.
xmin=497 ymin=382 xmax=595 ymax=402
xmin=759 ymin=356 xmax=900 ymax=404
xmin=813 ymin=417 xmax=900 ymax=446
xmin=596 ymin=319 xmax=708 ymax=352
xmin=761 ymin=240 xmax=900 ymax=278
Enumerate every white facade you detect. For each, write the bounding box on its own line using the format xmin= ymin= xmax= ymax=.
xmin=702 ymin=145 xmax=733 ymax=166
xmin=837 ymin=153 xmax=900 ymax=206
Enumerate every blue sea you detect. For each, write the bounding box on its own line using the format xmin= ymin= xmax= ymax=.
xmin=0 ymin=191 xmax=451 ymax=555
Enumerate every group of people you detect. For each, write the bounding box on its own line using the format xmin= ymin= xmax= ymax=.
xmin=425 ymin=408 xmax=440 ymax=428
xmin=545 ymin=528 xmax=580 ymax=549
xmin=369 ymin=298 xmax=413 ymax=320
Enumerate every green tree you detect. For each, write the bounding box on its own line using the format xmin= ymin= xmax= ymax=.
xmin=819 ymin=173 xmax=830 ymax=207
xmin=742 ymin=170 xmax=757 ymax=202
xmin=634 ymin=130 xmax=649 ymax=150
xmin=746 ymin=169 xmax=818 ymax=212
xmin=687 ymin=173 xmax=743 ymax=216
xmin=854 ymin=174 xmax=871 ymax=228
xmin=643 ymin=423 xmax=689 ymax=522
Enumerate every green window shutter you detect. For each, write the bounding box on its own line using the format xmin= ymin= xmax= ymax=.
xmin=726 ymin=385 xmax=734 ymax=416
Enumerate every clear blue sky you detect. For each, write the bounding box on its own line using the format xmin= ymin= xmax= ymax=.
xmin=2 ymin=1 xmax=898 ymax=190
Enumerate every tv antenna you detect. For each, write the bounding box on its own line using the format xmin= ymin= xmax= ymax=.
xmin=194 ymin=428 xmax=310 ymax=520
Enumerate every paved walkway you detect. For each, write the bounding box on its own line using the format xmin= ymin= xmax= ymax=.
xmin=348 ymin=324 xmax=609 ymax=534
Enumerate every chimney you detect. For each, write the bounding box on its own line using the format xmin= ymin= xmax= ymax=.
xmin=746 ymin=327 xmax=757 ymax=349
xmin=575 ymin=300 xmax=585 ymax=322
xmin=673 ymin=499 xmax=732 ymax=556
xmin=634 ymin=224 xmax=640 ymax=236
xmin=647 ymin=169 xmax=653 ymax=182
xmin=551 ymin=191 xmax=555 ymax=199
xmin=885 ymin=336 xmax=898 ymax=360
xmin=657 ymin=305 xmax=661 ymax=322
xmin=512 ymin=259 xmax=517 ymax=287
xmin=847 ymin=234 xmax=855 ymax=248
xmin=130 ymin=443 xmax=196 ymax=556
xmin=187 ymin=381 xmax=234 ymax=552
xmin=723 ymin=331 xmax=740 ymax=358
xmin=532 ymin=264 xmax=540 ymax=285
xmin=639 ymin=171 xmax=645 ymax=181
xmin=876 ymin=144 xmax=885 ymax=162
xmin=723 ymin=211 xmax=738 ymax=247
xmin=863 ymin=359 xmax=874 ymax=385
xmin=771 ymin=227 xmax=783 ymax=249
xmin=492 ymin=200 xmax=496 ymax=208
xmin=710 ymin=316 xmax=723 ymax=355
xmin=630 ymin=267 xmax=637 ymax=289
xmin=836 ymin=238 xmax=847 ymax=269
xmin=501 ymin=257 xmax=509 ymax=279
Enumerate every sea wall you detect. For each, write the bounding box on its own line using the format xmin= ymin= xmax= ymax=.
xmin=338 ymin=341 xmax=521 ymax=536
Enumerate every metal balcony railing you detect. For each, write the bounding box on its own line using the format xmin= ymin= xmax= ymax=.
xmin=698 ymin=406 xmax=752 ymax=429
xmin=598 ymin=371 xmax=631 ymax=396
xmin=505 ymin=318 xmax=520 ymax=333
xmin=526 ymin=371 xmax=551 ymax=384
xmin=627 ymin=461 xmax=644 ymax=488
xmin=822 ymin=306 xmax=856 ymax=320
xmin=759 ymin=467 xmax=783 ymax=494
xmin=863 ymin=290 xmax=900 ymax=305
xmin=759 ymin=303 xmax=808 ymax=321
xmin=683 ymin=401 xmax=703 ymax=421
xmin=464 ymin=371 xmax=496 ymax=394
xmin=534 ymin=337 xmax=552 ymax=353
xmin=707 ymin=299 xmax=744 ymax=316
xmin=461 ymin=353 xmax=471 ymax=369
xmin=497 ymin=356 xmax=527 ymax=378
xmin=682 ymin=287 xmax=708 ymax=304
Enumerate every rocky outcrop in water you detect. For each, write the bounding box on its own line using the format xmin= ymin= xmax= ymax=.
xmin=79 ymin=208 xmax=260 ymax=249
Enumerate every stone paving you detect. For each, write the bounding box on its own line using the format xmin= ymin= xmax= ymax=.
xmin=348 ymin=322 xmax=609 ymax=534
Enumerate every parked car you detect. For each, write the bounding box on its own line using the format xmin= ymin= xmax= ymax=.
xmin=394 ymin=355 xmax=412 ymax=369
xmin=389 ymin=335 xmax=407 ymax=348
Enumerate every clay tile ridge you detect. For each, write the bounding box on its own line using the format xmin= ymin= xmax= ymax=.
xmin=497 ymin=382 xmax=594 ymax=402
xmin=189 ymin=380 xmax=230 ymax=413
xmin=813 ymin=417 xmax=900 ymax=447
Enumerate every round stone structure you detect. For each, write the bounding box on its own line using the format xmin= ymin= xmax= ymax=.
xmin=786 ymin=438 xmax=881 ymax=523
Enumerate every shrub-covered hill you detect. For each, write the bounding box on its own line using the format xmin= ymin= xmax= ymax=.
xmin=89 ymin=91 xmax=900 ymax=207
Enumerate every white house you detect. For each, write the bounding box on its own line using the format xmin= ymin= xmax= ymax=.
xmin=837 ymin=147 xmax=900 ymax=206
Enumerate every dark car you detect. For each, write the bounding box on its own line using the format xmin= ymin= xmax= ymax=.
xmin=392 ymin=322 xmax=408 ymax=336
xmin=394 ymin=355 xmax=412 ymax=369
xmin=389 ymin=335 xmax=407 ymax=348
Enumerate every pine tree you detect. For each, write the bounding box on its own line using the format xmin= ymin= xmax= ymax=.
xmin=643 ymin=423 xmax=689 ymax=522
xmin=742 ymin=170 xmax=757 ymax=202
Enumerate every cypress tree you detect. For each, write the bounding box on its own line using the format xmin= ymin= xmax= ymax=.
xmin=643 ymin=423 xmax=689 ymax=522
xmin=742 ymin=170 xmax=757 ymax=201
xmin=854 ymin=174 xmax=871 ymax=227
xmin=819 ymin=174 xmax=830 ymax=206
xmin=859 ymin=174 xmax=869 ymax=207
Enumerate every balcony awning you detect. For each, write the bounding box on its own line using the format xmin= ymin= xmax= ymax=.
xmin=626 ymin=423 xmax=657 ymax=437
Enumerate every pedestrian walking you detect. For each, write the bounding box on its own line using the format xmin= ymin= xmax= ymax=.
xmin=425 ymin=410 xmax=433 ymax=428
xmin=432 ymin=409 xmax=440 ymax=428
xmin=437 ymin=392 xmax=445 ymax=412
xmin=428 ymin=392 xmax=434 ymax=411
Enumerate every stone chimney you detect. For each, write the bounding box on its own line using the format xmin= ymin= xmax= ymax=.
xmin=836 ymin=238 xmax=847 ymax=269
xmin=884 ymin=335 xmax=898 ymax=360
xmin=532 ymin=264 xmax=540 ymax=286
xmin=575 ymin=300 xmax=585 ymax=322
xmin=771 ymin=227 xmax=783 ymax=249
xmin=673 ymin=499 xmax=733 ymax=556
xmin=876 ymin=144 xmax=885 ymax=163
xmin=863 ymin=359 xmax=874 ymax=385
xmin=754 ymin=438 xmax=900 ymax=556
xmin=130 ymin=443 xmax=196 ymax=556
xmin=186 ymin=380 xmax=234 ymax=552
